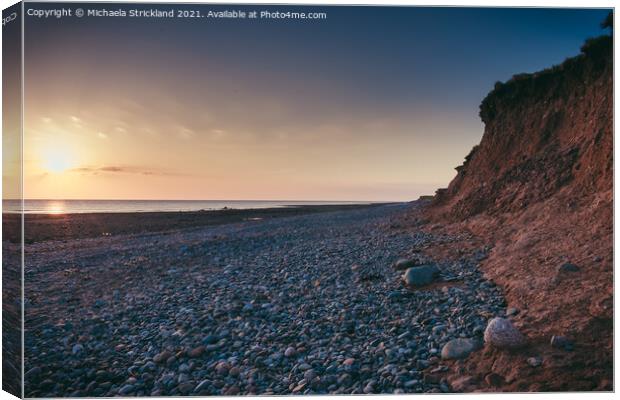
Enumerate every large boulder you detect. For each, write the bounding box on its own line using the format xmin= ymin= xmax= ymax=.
xmin=483 ymin=317 xmax=526 ymax=349
xmin=441 ymin=338 xmax=481 ymax=360
xmin=402 ymin=264 xmax=440 ymax=287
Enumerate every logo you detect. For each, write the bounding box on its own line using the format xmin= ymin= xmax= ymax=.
xmin=2 ymin=12 xmax=17 ymax=26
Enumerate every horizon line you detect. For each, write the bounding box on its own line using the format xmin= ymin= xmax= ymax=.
xmin=4 ymin=198 xmax=410 ymax=203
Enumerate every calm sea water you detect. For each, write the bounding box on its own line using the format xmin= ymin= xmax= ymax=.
xmin=3 ymin=199 xmax=374 ymax=214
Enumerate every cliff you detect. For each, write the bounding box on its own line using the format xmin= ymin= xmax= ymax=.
xmin=435 ymin=35 xmax=612 ymax=219
xmin=425 ymin=33 xmax=613 ymax=391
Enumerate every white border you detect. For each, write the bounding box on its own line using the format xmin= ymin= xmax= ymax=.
xmin=0 ymin=1 xmax=616 ymax=400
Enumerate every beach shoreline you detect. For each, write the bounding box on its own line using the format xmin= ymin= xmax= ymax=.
xmin=3 ymin=202 xmax=398 ymax=244
xmin=21 ymin=202 xmax=507 ymax=396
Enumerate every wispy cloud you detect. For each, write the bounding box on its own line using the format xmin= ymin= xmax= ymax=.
xmin=176 ymin=126 xmax=195 ymax=139
xmin=70 ymin=165 xmax=184 ymax=177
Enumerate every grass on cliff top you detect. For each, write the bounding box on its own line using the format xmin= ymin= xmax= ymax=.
xmin=479 ymin=34 xmax=612 ymax=123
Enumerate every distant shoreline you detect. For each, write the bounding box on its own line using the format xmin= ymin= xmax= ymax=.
xmin=3 ymin=202 xmax=400 ymax=244
xmin=2 ymin=199 xmax=390 ymax=214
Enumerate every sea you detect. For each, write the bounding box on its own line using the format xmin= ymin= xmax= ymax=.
xmin=3 ymin=199 xmax=375 ymax=214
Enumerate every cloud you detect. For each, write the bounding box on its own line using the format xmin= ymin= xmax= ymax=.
xmin=70 ymin=165 xmax=183 ymax=177
xmin=97 ymin=132 xmax=108 ymax=139
xmin=70 ymin=115 xmax=83 ymax=129
xmin=176 ymin=126 xmax=195 ymax=139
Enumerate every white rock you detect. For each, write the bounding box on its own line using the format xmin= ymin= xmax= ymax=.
xmin=527 ymin=356 xmax=542 ymax=367
xmin=483 ymin=317 xmax=526 ymax=349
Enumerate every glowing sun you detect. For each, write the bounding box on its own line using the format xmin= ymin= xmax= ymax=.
xmin=41 ymin=145 xmax=75 ymax=173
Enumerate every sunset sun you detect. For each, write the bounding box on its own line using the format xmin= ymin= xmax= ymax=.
xmin=41 ymin=145 xmax=75 ymax=173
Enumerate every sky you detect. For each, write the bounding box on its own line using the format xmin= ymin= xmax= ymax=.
xmin=20 ymin=4 xmax=611 ymax=201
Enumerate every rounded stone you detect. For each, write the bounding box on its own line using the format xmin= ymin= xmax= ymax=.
xmin=188 ymin=346 xmax=205 ymax=358
xmin=441 ymin=338 xmax=480 ymax=360
xmin=118 ymin=384 xmax=134 ymax=395
xmin=483 ymin=317 xmax=526 ymax=349
xmin=215 ymin=361 xmax=230 ymax=375
xmin=153 ymin=350 xmax=172 ymax=363
xmin=303 ymin=369 xmax=317 ymax=381
xmin=342 ymin=358 xmax=356 ymax=366
xmin=527 ymin=356 xmax=542 ymax=367
xmin=72 ymin=344 xmax=84 ymax=355
xmin=558 ymin=263 xmax=580 ymax=273
xmin=550 ymin=335 xmax=573 ymax=350
xmin=284 ymin=347 xmax=296 ymax=357
xmin=402 ymin=265 xmax=440 ymax=287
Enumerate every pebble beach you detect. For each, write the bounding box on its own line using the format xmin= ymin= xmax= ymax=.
xmin=21 ymin=202 xmax=508 ymax=396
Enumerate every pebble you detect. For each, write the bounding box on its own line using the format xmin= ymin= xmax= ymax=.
xmin=298 ymin=363 xmax=312 ymax=371
xmin=225 ymin=386 xmax=240 ymax=395
xmin=363 ymin=381 xmax=376 ymax=393
xmin=484 ymin=317 xmax=526 ymax=349
xmin=144 ymin=361 xmax=157 ymax=371
xmin=153 ymin=350 xmax=172 ymax=363
xmin=178 ymin=382 xmax=195 ymax=394
xmin=484 ymin=373 xmax=504 ymax=387
xmin=194 ymin=379 xmax=211 ymax=393
xmin=558 ymin=262 xmax=580 ymax=273
xmin=72 ymin=344 xmax=84 ymax=355
xmin=550 ymin=335 xmax=573 ymax=350
xmin=188 ymin=346 xmax=205 ymax=358
xmin=527 ymin=356 xmax=542 ymax=367
xmin=203 ymin=335 xmax=218 ymax=345
xmin=22 ymin=204 xmax=510 ymax=396
xmin=303 ymin=369 xmax=317 ymax=381
xmin=215 ymin=361 xmax=230 ymax=375
xmin=404 ymin=379 xmax=418 ymax=388
xmin=284 ymin=347 xmax=296 ymax=357
xmin=118 ymin=384 xmax=134 ymax=395
xmin=402 ymin=265 xmax=440 ymax=287
xmin=441 ymin=338 xmax=480 ymax=360
xmin=417 ymin=359 xmax=430 ymax=369
xmin=293 ymin=382 xmax=306 ymax=392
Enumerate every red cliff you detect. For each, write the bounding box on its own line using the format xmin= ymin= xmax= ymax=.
xmin=425 ymin=33 xmax=613 ymax=391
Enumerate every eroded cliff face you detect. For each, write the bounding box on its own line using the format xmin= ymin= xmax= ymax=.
xmin=435 ymin=35 xmax=612 ymax=220
xmin=425 ymin=35 xmax=613 ymax=391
